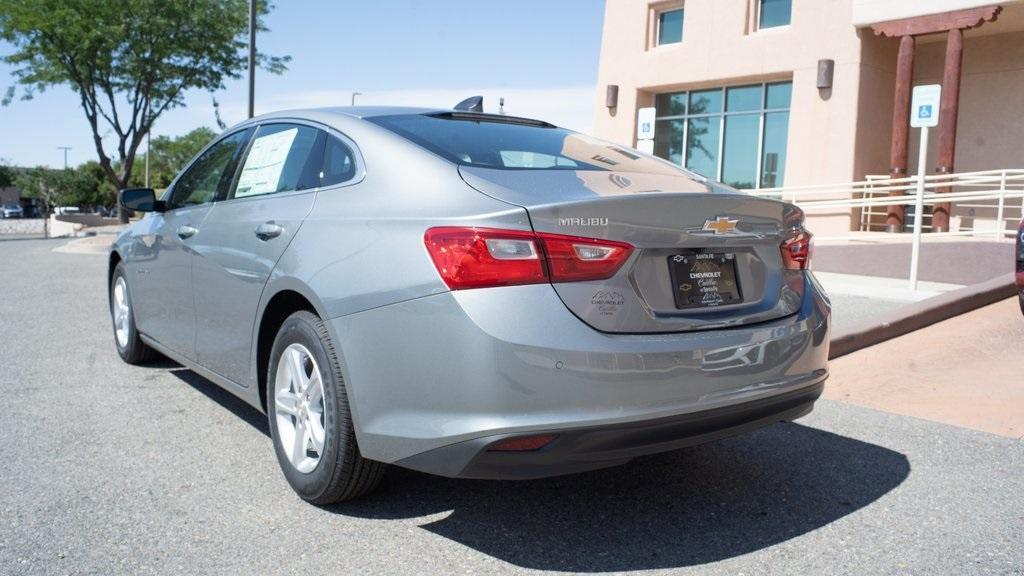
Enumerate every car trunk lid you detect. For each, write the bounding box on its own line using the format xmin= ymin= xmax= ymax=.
xmin=459 ymin=167 xmax=805 ymax=333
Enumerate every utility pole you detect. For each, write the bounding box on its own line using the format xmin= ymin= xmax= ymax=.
xmin=144 ymin=112 xmax=152 ymax=188
xmin=57 ymin=146 xmax=71 ymax=169
xmin=247 ymin=0 xmax=256 ymax=118
xmin=351 ymin=92 xmax=362 ymax=106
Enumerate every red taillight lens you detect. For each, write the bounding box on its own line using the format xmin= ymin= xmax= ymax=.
xmin=781 ymin=229 xmax=813 ymax=270
xmin=423 ymin=227 xmax=547 ymax=290
xmin=538 ymin=232 xmax=633 ymax=282
xmin=423 ymin=227 xmax=634 ymax=290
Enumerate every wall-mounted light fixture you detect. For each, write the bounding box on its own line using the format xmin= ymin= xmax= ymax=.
xmin=606 ymin=84 xmax=619 ymax=109
xmin=817 ymin=59 xmax=835 ymax=89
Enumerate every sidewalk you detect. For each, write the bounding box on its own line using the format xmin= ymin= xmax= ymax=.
xmin=825 ymin=297 xmax=1024 ymax=438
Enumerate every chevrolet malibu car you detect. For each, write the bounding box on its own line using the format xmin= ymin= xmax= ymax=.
xmin=109 ymin=104 xmax=830 ymax=503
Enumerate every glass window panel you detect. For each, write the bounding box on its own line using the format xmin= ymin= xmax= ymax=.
xmin=726 ymin=85 xmax=762 ymax=112
xmin=689 ymin=89 xmax=722 ymax=115
xmin=765 ymin=82 xmax=792 ymax=109
xmin=759 ymin=0 xmax=791 ymax=29
xmin=658 ymin=9 xmax=684 ymax=45
xmin=322 ymin=135 xmax=357 ymax=186
xmin=761 ymin=111 xmax=789 ymax=188
xmin=234 ymin=124 xmax=322 ymax=198
xmin=685 ymin=115 xmax=720 ymax=178
xmin=654 ymin=119 xmax=684 ymax=165
xmin=170 ymin=129 xmax=252 ymax=208
xmin=655 ymin=92 xmax=687 ymax=117
xmin=721 ymin=114 xmax=760 ymax=189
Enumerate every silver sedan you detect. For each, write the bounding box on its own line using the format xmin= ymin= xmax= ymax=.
xmin=110 ymin=104 xmax=830 ymax=503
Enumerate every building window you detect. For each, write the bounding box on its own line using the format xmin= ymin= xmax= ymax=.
xmin=653 ymin=81 xmax=791 ymax=189
xmin=657 ymin=8 xmax=684 ymax=45
xmin=758 ymin=0 xmax=791 ymax=29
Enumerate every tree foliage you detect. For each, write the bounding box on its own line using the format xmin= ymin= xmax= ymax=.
xmin=14 ymin=162 xmax=116 ymax=212
xmin=0 ymin=163 xmax=13 ymax=188
xmin=0 ymin=0 xmax=289 ymax=219
xmin=128 ymin=126 xmax=217 ymax=189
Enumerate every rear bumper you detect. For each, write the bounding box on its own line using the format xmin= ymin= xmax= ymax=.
xmin=327 ymin=272 xmax=830 ymax=477
xmin=397 ymin=379 xmax=823 ymax=479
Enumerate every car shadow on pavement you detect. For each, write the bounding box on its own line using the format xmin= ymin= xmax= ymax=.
xmin=167 ymin=367 xmax=270 ymax=437
xmin=164 ymin=365 xmax=909 ymax=572
xmin=332 ymin=423 xmax=909 ymax=572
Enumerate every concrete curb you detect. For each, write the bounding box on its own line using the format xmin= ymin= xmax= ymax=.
xmin=52 ymin=235 xmax=115 ymax=255
xmin=829 ymin=273 xmax=1018 ymax=359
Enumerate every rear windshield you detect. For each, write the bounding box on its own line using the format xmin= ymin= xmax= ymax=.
xmin=368 ymin=113 xmax=687 ymax=175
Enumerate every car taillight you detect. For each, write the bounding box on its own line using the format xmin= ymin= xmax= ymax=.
xmin=781 ymin=228 xmax=813 ymax=270
xmin=423 ymin=227 xmax=633 ymax=290
xmin=537 ymin=232 xmax=633 ymax=282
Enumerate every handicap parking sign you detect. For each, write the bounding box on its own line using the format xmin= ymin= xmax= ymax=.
xmin=910 ymin=85 xmax=940 ymax=128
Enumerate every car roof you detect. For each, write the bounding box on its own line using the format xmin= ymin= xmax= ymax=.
xmin=247 ymin=106 xmax=553 ymax=126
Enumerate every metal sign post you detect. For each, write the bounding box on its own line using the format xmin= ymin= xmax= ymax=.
xmin=908 ymin=84 xmax=941 ymax=290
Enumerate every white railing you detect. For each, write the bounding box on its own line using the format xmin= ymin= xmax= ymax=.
xmin=747 ymin=168 xmax=1024 ymax=289
xmin=749 ymin=168 xmax=1024 ymax=240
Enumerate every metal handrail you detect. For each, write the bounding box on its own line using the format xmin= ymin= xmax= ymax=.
xmin=748 ymin=168 xmax=1022 ymax=240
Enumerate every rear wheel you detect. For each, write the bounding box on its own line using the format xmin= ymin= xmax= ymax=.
xmin=1019 ymin=291 xmax=1023 ymax=316
xmin=110 ymin=262 xmax=158 ymax=364
xmin=267 ymin=311 xmax=385 ymax=503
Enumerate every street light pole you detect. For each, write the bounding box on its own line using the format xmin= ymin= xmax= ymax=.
xmin=144 ymin=114 xmax=151 ymax=188
xmin=351 ymin=92 xmax=362 ymax=106
xmin=57 ymin=146 xmax=71 ymax=169
xmin=247 ymin=0 xmax=256 ymax=119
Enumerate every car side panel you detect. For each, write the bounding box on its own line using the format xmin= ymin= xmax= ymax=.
xmin=190 ymin=190 xmax=317 ymax=387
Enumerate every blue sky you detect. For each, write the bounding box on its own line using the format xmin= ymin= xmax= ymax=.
xmin=0 ymin=0 xmax=606 ymax=168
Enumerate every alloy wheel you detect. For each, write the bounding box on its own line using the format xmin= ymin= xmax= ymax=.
xmin=273 ymin=343 xmax=327 ymax=473
xmin=112 ymin=276 xmax=130 ymax=348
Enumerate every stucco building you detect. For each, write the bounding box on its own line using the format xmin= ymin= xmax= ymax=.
xmin=593 ymin=0 xmax=1024 ymax=233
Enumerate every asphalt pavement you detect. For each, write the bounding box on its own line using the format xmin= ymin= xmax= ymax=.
xmin=1 ymin=238 xmax=1021 ymax=575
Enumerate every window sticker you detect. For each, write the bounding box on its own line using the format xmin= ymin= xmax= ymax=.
xmin=235 ymin=128 xmax=299 ymax=198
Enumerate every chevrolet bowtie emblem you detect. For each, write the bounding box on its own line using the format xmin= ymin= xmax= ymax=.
xmin=702 ymin=216 xmax=739 ymax=235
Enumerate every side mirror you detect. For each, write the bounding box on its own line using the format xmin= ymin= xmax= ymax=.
xmin=119 ymin=188 xmax=165 ymax=212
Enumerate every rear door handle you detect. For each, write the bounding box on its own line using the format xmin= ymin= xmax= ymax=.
xmin=176 ymin=224 xmax=198 ymax=240
xmin=255 ymin=222 xmax=284 ymax=241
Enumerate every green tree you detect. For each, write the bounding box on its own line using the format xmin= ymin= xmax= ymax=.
xmin=0 ymin=162 xmax=13 ymax=188
xmin=129 ymin=127 xmax=218 ymax=189
xmin=0 ymin=0 xmax=289 ymax=221
xmin=15 ymin=167 xmax=69 ymax=214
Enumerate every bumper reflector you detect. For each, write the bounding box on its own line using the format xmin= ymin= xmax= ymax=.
xmin=486 ymin=434 xmax=558 ymax=452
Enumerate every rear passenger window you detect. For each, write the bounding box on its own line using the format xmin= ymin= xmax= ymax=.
xmin=233 ymin=124 xmax=323 ymax=199
xmin=321 ymin=136 xmax=356 ymax=186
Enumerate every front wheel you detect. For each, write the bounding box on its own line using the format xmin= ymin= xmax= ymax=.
xmin=110 ymin=262 xmax=158 ymax=364
xmin=267 ymin=311 xmax=385 ymax=504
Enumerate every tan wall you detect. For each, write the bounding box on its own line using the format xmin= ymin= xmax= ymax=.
xmin=594 ymin=0 xmax=889 ymax=234
xmin=907 ymin=30 xmax=1024 ymax=173
xmin=595 ymin=0 xmax=870 ymax=189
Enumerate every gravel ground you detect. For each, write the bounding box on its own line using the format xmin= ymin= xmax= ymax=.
xmin=1 ymin=239 xmax=1021 ymax=576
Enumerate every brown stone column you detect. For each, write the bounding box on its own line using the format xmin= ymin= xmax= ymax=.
xmin=887 ymin=35 xmax=915 ymax=232
xmin=933 ymin=27 xmax=964 ymax=233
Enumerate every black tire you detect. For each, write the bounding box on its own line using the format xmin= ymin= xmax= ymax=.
xmin=1019 ymin=291 xmax=1024 ymax=316
xmin=109 ymin=261 xmax=159 ymax=364
xmin=267 ymin=310 xmax=385 ymax=504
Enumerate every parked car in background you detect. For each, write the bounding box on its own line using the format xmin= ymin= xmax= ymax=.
xmin=1017 ymin=217 xmax=1024 ymax=314
xmin=53 ymin=206 xmax=80 ymax=215
xmin=1 ymin=203 xmax=23 ymax=218
xmin=109 ymin=104 xmax=830 ymax=504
